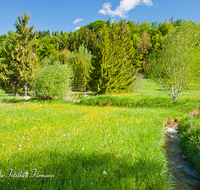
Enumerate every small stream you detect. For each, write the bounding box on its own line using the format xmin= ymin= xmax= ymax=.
xmin=164 ymin=122 xmax=200 ymax=189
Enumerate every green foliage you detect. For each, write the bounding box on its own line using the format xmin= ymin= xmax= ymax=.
xmin=178 ymin=114 xmax=200 ymax=173
xmin=0 ymin=12 xmax=38 ymax=96
xmin=140 ymin=22 xmax=150 ymax=34
xmin=59 ymin=48 xmax=71 ymax=64
xmin=150 ymin=28 xmax=163 ymax=51
xmin=59 ymin=32 xmax=70 ymax=50
xmin=137 ymin=31 xmax=152 ymax=69
xmin=69 ymin=45 xmax=92 ymax=91
xmin=1 ymin=14 xmax=197 ymax=99
xmin=148 ymin=21 xmax=200 ymax=103
xmin=89 ymin=20 xmax=137 ymax=94
xmin=36 ymin=36 xmax=58 ymax=60
xmin=69 ymin=26 xmax=97 ymax=54
xmin=0 ymin=88 xmax=5 ymax=95
xmin=158 ymin=21 xmax=173 ymax=36
xmin=169 ymin=17 xmax=183 ymax=27
xmin=34 ymin=62 xmax=73 ymax=100
xmin=87 ymin=20 xmax=108 ymax=36
xmin=40 ymin=53 xmax=59 ymax=66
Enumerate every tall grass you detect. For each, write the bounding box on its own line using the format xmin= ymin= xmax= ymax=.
xmin=178 ymin=113 xmax=200 ymax=173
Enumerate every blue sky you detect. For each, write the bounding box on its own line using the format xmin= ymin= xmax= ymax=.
xmin=0 ymin=0 xmax=200 ymax=35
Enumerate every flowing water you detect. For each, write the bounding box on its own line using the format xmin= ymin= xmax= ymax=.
xmin=164 ymin=122 xmax=200 ymax=189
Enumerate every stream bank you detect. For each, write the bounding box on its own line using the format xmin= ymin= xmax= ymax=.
xmin=164 ymin=122 xmax=200 ymax=189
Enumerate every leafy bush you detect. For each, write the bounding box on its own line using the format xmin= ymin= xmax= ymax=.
xmin=35 ymin=62 xmax=73 ymax=100
xmin=0 ymin=88 xmax=5 ymax=95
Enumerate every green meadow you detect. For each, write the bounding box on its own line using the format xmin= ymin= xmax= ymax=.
xmin=0 ymin=80 xmax=200 ymax=189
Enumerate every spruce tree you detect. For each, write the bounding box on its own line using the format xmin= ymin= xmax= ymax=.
xmin=137 ymin=31 xmax=152 ymax=69
xmin=0 ymin=12 xmax=38 ymax=95
xmin=106 ymin=20 xmax=136 ymax=93
xmin=89 ymin=20 xmax=137 ymax=94
xmin=69 ymin=45 xmax=92 ymax=91
xmin=89 ymin=23 xmax=113 ymax=94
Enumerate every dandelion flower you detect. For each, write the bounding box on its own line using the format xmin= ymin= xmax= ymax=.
xmin=103 ymin=171 xmax=106 ymax=175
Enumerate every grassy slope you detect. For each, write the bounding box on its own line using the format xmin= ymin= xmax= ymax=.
xmin=0 ymin=80 xmax=200 ymax=189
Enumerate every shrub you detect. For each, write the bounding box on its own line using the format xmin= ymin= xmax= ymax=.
xmin=0 ymin=88 xmax=5 ymax=95
xmin=34 ymin=62 xmax=73 ymax=100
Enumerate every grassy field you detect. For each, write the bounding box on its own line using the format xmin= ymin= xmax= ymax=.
xmin=0 ymin=89 xmax=24 ymax=103
xmin=0 ymin=80 xmax=200 ymax=189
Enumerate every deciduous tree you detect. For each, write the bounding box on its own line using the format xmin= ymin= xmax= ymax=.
xmin=148 ymin=21 xmax=200 ymax=103
xmin=137 ymin=31 xmax=152 ymax=69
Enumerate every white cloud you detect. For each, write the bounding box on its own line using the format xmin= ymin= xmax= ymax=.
xmin=99 ymin=0 xmax=153 ymax=18
xmin=74 ymin=26 xmax=80 ymax=30
xmin=73 ymin=18 xmax=84 ymax=24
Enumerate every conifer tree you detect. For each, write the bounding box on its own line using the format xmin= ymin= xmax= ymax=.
xmin=108 ymin=20 xmax=136 ymax=93
xmin=59 ymin=32 xmax=70 ymax=50
xmin=137 ymin=31 xmax=152 ymax=69
xmin=0 ymin=12 xmax=38 ymax=95
xmin=88 ymin=23 xmax=112 ymax=94
xmin=89 ymin=20 xmax=137 ymax=94
xmin=69 ymin=45 xmax=92 ymax=90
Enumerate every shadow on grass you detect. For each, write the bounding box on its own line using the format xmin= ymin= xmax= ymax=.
xmin=0 ymin=151 xmax=172 ymax=190
xmin=0 ymin=98 xmax=25 ymax=104
xmin=0 ymin=93 xmax=25 ymax=104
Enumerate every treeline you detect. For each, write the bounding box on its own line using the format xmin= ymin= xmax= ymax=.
xmin=0 ymin=13 xmax=194 ymax=96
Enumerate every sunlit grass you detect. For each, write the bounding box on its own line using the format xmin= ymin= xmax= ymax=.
xmin=0 ymin=101 xmax=172 ymax=189
xmin=0 ymin=80 xmax=200 ymax=189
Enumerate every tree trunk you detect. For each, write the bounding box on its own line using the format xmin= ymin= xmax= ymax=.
xmin=173 ymin=96 xmax=177 ymax=103
xmin=14 ymin=91 xmax=19 ymax=96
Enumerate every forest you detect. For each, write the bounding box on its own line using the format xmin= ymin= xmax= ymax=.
xmin=1 ymin=12 xmax=199 ymax=102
